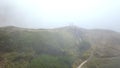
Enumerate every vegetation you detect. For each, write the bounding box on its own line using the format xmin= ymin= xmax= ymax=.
xmin=0 ymin=26 xmax=120 ymax=68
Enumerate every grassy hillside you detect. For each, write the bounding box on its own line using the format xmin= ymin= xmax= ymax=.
xmin=0 ymin=26 xmax=120 ymax=68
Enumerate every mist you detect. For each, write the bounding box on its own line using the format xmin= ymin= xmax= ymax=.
xmin=1 ymin=0 xmax=120 ymax=68
xmin=0 ymin=0 xmax=120 ymax=31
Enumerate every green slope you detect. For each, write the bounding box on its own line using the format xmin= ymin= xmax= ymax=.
xmin=0 ymin=26 xmax=91 ymax=68
xmin=0 ymin=26 xmax=120 ymax=68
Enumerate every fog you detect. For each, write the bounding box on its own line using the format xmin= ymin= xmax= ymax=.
xmin=0 ymin=0 xmax=120 ymax=31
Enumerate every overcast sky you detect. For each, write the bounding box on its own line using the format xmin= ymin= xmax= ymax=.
xmin=0 ymin=0 xmax=120 ymax=31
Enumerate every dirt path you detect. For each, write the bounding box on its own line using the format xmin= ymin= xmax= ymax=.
xmin=77 ymin=60 xmax=87 ymax=68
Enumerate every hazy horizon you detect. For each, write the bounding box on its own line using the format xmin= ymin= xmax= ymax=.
xmin=0 ymin=0 xmax=120 ymax=32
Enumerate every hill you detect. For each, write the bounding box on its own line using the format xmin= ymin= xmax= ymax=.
xmin=0 ymin=26 xmax=120 ymax=68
